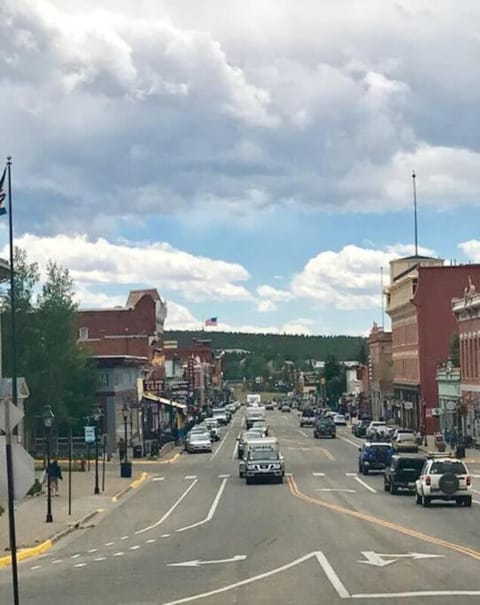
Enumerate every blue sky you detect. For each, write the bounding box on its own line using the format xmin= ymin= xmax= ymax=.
xmin=2 ymin=0 xmax=480 ymax=335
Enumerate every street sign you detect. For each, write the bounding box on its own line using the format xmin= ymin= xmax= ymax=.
xmin=404 ymin=401 xmax=414 ymax=410
xmin=446 ymin=401 xmax=457 ymax=411
xmin=0 ymin=437 xmax=35 ymax=501
xmin=0 ymin=399 xmax=24 ymax=432
xmin=84 ymin=426 xmax=96 ymax=444
xmin=0 ymin=377 xmax=29 ymax=399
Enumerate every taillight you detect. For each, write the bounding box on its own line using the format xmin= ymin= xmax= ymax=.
xmin=467 ymin=475 xmax=472 ymax=486
xmin=425 ymin=475 xmax=431 ymax=486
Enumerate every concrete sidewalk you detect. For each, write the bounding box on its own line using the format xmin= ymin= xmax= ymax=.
xmin=418 ymin=434 xmax=480 ymax=463
xmin=0 ymin=443 xmax=182 ymax=567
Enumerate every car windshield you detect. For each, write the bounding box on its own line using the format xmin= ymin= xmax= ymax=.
xmin=249 ymin=449 xmax=278 ymax=461
xmin=397 ymin=459 xmax=425 ymax=470
xmin=430 ymin=461 xmax=467 ymax=475
xmin=190 ymin=434 xmax=210 ymax=442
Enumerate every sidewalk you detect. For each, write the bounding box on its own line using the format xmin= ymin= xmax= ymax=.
xmin=418 ymin=435 xmax=480 ymax=463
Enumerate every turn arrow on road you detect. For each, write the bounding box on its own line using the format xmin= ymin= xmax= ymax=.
xmin=358 ymin=551 xmax=445 ymax=567
xmin=168 ymin=555 xmax=247 ymax=568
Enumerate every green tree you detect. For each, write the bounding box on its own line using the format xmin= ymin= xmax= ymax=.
xmin=358 ymin=340 xmax=368 ymax=364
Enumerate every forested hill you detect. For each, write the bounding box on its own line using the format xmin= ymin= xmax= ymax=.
xmin=164 ymin=330 xmax=365 ymax=361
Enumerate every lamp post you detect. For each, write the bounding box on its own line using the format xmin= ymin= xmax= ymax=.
xmin=42 ymin=405 xmax=55 ymax=523
xmin=141 ymin=403 xmax=147 ymax=456
xmin=422 ymin=400 xmax=428 ymax=447
xmin=92 ymin=407 xmax=103 ymax=495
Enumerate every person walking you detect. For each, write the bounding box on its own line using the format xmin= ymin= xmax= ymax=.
xmin=47 ymin=459 xmax=63 ymax=496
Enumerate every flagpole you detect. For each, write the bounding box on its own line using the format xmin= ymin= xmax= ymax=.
xmin=5 ymin=156 xmax=20 ymax=605
xmin=412 ymin=170 xmax=418 ymax=256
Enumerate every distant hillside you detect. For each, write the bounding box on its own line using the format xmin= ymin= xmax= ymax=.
xmin=164 ymin=330 xmax=365 ymax=361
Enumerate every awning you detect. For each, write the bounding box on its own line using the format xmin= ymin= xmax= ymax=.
xmin=143 ymin=392 xmax=187 ymax=411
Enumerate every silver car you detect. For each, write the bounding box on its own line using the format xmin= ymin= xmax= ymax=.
xmin=187 ymin=432 xmax=212 ymax=453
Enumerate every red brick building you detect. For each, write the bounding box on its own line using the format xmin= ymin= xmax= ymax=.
xmin=368 ymin=323 xmax=393 ymax=420
xmin=386 ymin=256 xmax=480 ymax=433
xmin=452 ymin=279 xmax=480 ymax=443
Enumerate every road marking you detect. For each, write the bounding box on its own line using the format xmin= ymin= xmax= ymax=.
xmin=152 ymin=477 xmax=165 ymax=482
xmin=287 ymin=475 xmax=480 ymax=561
xmin=161 ymin=534 xmax=171 ymax=538
xmin=209 ymin=428 xmax=230 ymax=461
xmin=351 ymin=590 xmax=480 ymax=599
xmin=316 ymin=489 xmax=357 ymax=493
xmin=218 ymin=474 xmax=230 ymax=478
xmin=339 ymin=435 xmax=363 ymax=448
xmin=113 ymin=552 xmax=124 ymax=557
xmin=87 ymin=548 xmax=97 ymax=553
xmin=74 ymin=563 xmax=87 ymax=568
xmin=353 ymin=476 xmax=377 ymax=493
xmin=312 ymin=472 xmax=325 ymax=477
xmin=319 ymin=448 xmax=335 ymax=461
xmin=105 ymin=542 xmax=115 ymax=546
xmin=345 ymin=473 xmax=357 ymax=477
xmin=135 ymin=478 xmax=198 ymax=535
xmin=94 ymin=557 xmax=107 ymax=562
xmin=176 ymin=478 xmax=228 ymax=532
xmin=129 ymin=545 xmax=141 ymax=550
xmin=52 ymin=559 xmax=63 ymax=564
xmin=146 ymin=539 xmax=157 ymax=544
xmin=71 ymin=554 xmax=81 ymax=559
xmin=472 ymin=474 xmax=480 ymax=478
xmin=168 ymin=555 xmax=247 ymax=567
xmin=31 ymin=565 xmax=41 ymax=570
xmin=161 ymin=551 xmax=349 ymax=604
xmin=471 ymin=488 xmax=480 ymax=495
xmin=184 ymin=475 xmax=197 ymax=479
xmin=231 ymin=441 xmax=238 ymax=460
xmin=298 ymin=429 xmax=310 ymax=438
xmin=358 ymin=551 xmax=445 ymax=567
xmin=473 ymin=500 xmax=480 ymax=504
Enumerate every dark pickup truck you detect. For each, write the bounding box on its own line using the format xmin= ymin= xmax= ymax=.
xmin=384 ymin=454 xmax=426 ymax=494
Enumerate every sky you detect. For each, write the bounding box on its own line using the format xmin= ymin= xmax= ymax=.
xmin=2 ymin=0 xmax=480 ymax=336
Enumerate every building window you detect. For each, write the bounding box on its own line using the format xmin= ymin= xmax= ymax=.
xmin=79 ymin=327 xmax=88 ymax=340
xmin=97 ymin=372 xmax=109 ymax=387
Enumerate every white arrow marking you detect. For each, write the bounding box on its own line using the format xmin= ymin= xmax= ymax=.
xmin=168 ymin=555 xmax=247 ymax=568
xmin=358 ymin=551 xmax=445 ymax=567
xmin=162 ymin=551 xmax=349 ymax=604
xmin=316 ymin=488 xmax=357 ymax=493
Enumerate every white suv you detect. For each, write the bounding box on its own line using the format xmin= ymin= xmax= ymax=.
xmin=415 ymin=455 xmax=472 ymax=507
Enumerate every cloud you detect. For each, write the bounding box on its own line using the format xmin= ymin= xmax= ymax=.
xmin=257 ymin=285 xmax=293 ymax=302
xmin=458 ymin=240 xmax=480 ymax=263
xmin=290 ymin=243 xmax=436 ymax=310
xmin=256 ymin=299 xmax=277 ymax=313
xmin=3 ymin=0 xmax=480 ymax=237
xmin=3 ymin=233 xmax=252 ymax=302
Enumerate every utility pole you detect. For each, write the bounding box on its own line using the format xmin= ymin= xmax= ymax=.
xmin=412 ymin=170 xmax=419 ymax=256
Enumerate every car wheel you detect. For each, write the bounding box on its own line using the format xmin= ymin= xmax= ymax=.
xmin=332 ymin=434 xmax=336 ymax=439
xmin=246 ymin=477 xmax=253 ymax=485
xmin=390 ymin=483 xmax=398 ymax=495
xmin=416 ymin=492 xmax=422 ymax=505
xmin=422 ymin=495 xmax=431 ymax=507
xmin=277 ymin=476 xmax=284 ymax=484
xmin=464 ymin=496 xmax=472 ymax=507
xmin=362 ymin=465 xmax=369 ymax=475
xmin=384 ymin=481 xmax=390 ymax=492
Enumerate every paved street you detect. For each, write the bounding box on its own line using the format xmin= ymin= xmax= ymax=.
xmin=1 ymin=409 xmax=480 ymax=604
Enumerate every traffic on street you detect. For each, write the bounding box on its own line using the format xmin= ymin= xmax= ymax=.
xmin=2 ymin=400 xmax=480 ymax=605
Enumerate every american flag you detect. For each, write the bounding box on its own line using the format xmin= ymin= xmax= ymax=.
xmin=205 ymin=317 xmax=218 ymax=327
xmin=0 ymin=166 xmax=6 ymax=215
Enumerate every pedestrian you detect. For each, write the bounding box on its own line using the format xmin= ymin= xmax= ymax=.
xmin=47 ymin=459 xmax=63 ymax=496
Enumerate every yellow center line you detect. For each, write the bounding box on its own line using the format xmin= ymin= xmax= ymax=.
xmin=287 ymin=475 xmax=480 ymax=561
xmin=319 ymin=448 xmax=335 ymax=461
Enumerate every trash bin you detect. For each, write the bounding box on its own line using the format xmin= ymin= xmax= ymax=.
xmin=133 ymin=444 xmax=143 ymax=458
xmin=455 ymin=444 xmax=466 ymax=459
xmin=120 ymin=461 xmax=132 ymax=478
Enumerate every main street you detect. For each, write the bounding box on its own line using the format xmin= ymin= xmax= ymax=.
xmin=1 ymin=408 xmax=480 ymax=604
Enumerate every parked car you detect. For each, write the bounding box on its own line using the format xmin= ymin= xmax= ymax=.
xmin=358 ymin=442 xmax=394 ymax=474
xmin=186 ymin=432 xmax=212 ymax=453
xmin=202 ymin=418 xmax=221 ymax=441
xmin=314 ymin=417 xmax=336 ymax=439
xmin=212 ymin=408 xmax=229 ymax=425
xmin=415 ymin=455 xmax=472 ymax=507
xmin=384 ymin=454 xmax=426 ymax=494
xmin=281 ymin=404 xmax=291 ymax=412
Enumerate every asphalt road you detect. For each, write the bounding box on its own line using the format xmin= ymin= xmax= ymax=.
xmin=1 ymin=409 xmax=480 ymax=604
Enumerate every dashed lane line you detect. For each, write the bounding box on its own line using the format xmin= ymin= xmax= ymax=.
xmin=298 ymin=429 xmax=310 ymax=438
xmin=287 ymin=475 xmax=480 ymax=561
xmin=113 ymin=552 xmax=124 ymax=557
xmin=353 ymin=476 xmax=377 ymax=494
xmin=319 ymin=448 xmax=335 ymax=461
xmin=339 ymin=435 xmax=363 ymax=448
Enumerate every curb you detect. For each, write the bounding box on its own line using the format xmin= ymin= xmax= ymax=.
xmin=0 ymin=509 xmax=102 ymax=569
xmin=111 ymin=471 xmax=149 ymax=503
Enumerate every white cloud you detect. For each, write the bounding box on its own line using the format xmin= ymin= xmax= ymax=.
xmin=256 ymin=299 xmax=277 ymax=313
xmin=291 ymin=243 xmax=436 ymax=310
xmin=458 ymin=240 xmax=480 ymax=263
xmin=3 ymin=233 xmax=252 ymax=302
xmin=256 ymin=285 xmax=293 ymax=302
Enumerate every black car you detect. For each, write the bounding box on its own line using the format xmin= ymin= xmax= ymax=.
xmin=352 ymin=420 xmax=369 ymax=438
xmin=384 ymin=454 xmax=426 ymax=494
xmin=314 ymin=417 xmax=336 ymax=439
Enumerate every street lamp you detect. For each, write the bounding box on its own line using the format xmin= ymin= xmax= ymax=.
xmin=42 ymin=405 xmax=55 ymax=523
xmin=92 ymin=407 xmax=103 ymax=495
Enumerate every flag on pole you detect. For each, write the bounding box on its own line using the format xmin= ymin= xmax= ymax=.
xmin=205 ymin=317 xmax=218 ymax=327
xmin=0 ymin=166 xmax=6 ymax=215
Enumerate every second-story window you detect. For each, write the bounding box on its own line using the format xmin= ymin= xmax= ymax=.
xmin=79 ymin=327 xmax=89 ymax=340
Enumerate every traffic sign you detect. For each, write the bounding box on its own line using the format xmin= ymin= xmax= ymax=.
xmin=84 ymin=426 xmax=96 ymax=444
xmin=0 ymin=437 xmax=35 ymax=501
xmin=0 ymin=399 xmax=24 ymax=432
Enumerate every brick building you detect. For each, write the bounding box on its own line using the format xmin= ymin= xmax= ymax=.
xmin=386 ymin=256 xmax=480 ymax=434
xmin=452 ymin=279 xmax=480 ymax=443
xmin=368 ymin=322 xmax=393 ymax=421
xmin=77 ymin=289 xmax=167 ymax=454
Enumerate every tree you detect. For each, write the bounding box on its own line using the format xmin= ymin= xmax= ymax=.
xmin=449 ymin=333 xmax=460 ymax=367
xmin=358 ymin=340 xmax=368 ymax=365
